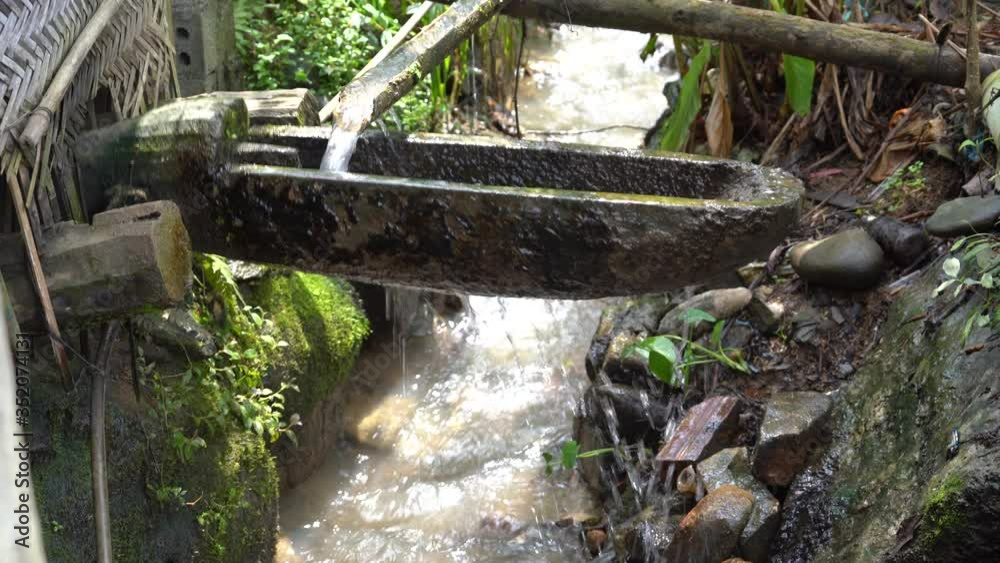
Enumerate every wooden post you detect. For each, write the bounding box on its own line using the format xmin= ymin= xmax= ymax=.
xmin=1 ymin=201 xmax=192 ymax=331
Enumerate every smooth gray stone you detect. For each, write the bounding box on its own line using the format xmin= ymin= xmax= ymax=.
xmin=925 ymin=195 xmax=1000 ymax=237
xmin=789 ymin=228 xmax=885 ymax=290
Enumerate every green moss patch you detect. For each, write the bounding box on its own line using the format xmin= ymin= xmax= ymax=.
xmin=920 ymin=472 xmax=966 ymax=548
xmin=163 ymin=431 xmax=278 ymax=562
xmin=249 ymin=271 xmax=370 ymax=417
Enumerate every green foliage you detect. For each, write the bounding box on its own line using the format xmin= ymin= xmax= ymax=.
xmin=623 ymin=308 xmax=750 ymax=387
xmin=144 ymin=255 xmax=302 ymax=465
xmin=770 ymin=0 xmax=815 ymax=116
xmin=783 ymin=54 xmax=816 ymax=116
xmin=236 ymin=0 xmax=435 ymax=129
xmin=935 ymin=234 xmax=1000 ymax=342
xmin=658 ymin=40 xmax=713 ymax=152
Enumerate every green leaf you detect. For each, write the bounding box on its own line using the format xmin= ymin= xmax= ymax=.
xmin=561 ymin=440 xmax=579 ymax=471
xmin=649 ymin=348 xmax=677 ymax=384
xmin=710 ymin=320 xmax=725 ymax=348
xmin=944 ymin=257 xmax=962 ymax=278
xmin=783 ymin=55 xmax=815 ymax=116
xmin=934 ymin=279 xmax=956 ymax=296
xmin=983 ymin=273 xmax=995 ymax=289
xmin=658 ymin=40 xmax=712 ymax=152
xmin=682 ymin=308 xmax=717 ymax=327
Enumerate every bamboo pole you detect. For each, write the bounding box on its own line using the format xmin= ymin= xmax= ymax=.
xmin=435 ymin=0 xmax=1000 ymax=87
xmin=353 ymin=2 xmax=437 ymax=83
xmin=4 ymin=164 xmax=72 ymax=388
xmin=318 ymin=0 xmax=512 ymax=127
xmin=19 ymin=0 xmax=128 ymax=150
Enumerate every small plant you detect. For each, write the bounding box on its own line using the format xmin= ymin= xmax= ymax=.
xmin=935 ymin=234 xmax=1000 ymax=342
xmin=49 ymin=520 xmax=64 ymax=534
xmin=623 ymin=309 xmax=750 ymax=388
xmin=542 ymin=440 xmax=615 ymax=475
xmin=150 ymin=484 xmax=189 ymax=507
xmin=144 ymin=255 xmax=303 ymax=466
xmin=873 ymin=160 xmax=927 ymax=214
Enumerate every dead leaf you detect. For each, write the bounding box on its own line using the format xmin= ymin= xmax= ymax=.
xmin=706 ymin=46 xmax=733 ymax=158
xmin=869 ymin=115 xmax=947 ymax=182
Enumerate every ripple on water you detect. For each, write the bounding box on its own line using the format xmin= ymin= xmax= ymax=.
xmin=277 ymin=297 xmax=607 ymax=562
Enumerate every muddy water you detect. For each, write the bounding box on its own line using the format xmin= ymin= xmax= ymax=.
xmin=277 ymin=298 xmax=604 ymax=562
xmin=278 ymin=23 xmax=672 ymax=563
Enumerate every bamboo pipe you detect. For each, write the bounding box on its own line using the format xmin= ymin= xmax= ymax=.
xmin=19 ymin=0 xmax=128 ymax=149
xmin=90 ymin=322 xmax=120 ymax=563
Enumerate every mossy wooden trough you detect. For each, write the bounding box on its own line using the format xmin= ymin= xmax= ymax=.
xmin=75 ymin=96 xmax=803 ymax=298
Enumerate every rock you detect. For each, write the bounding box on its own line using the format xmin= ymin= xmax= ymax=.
xmin=585 ymin=528 xmax=607 ymax=554
xmin=586 ymin=295 xmax=673 ymax=381
xmin=665 ymin=484 xmax=755 ymax=563
xmin=789 ymin=228 xmax=885 ymax=290
xmin=723 ymin=322 xmax=754 ymax=350
xmin=962 ymin=173 xmax=991 ymax=196
xmin=747 ymin=291 xmax=784 ymax=334
xmin=657 ymin=288 xmax=752 ymax=337
xmin=657 ymin=396 xmax=742 ymax=463
xmin=737 ymin=262 xmax=767 ymax=286
xmin=137 ymin=308 xmax=217 ymax=359
xmin=614 ymin=507 xmax=676 ymax=561
xmin=790 ymin=306 xmax=836 ymax=346
xmin=228 ymin=259 xmax=267 ymax=281
xmin=599 ymin=332 xmax=655 ymax=385
xmin=925 ymin=195 xmax=1000 ymax=237
xmin=593 ymin=384 xmax=672 ymax=443
xmin=773 ymin=266 xmax=1000 ymax=563
xmin=753 ymin=392 xmax=833 ymax=487
xmin=863 ymin=215 xmax=930 ymax=265
xmin=573 ymin=412 xmax=611 ymax=496
xmin=698 ymin=448 xmax=781 ymax=563
xmin=677 ymin=465 xmax=700 ymax=495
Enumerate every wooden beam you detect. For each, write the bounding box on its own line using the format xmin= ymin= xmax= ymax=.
xmin=435 ymin=0 xmax=1000 ymax=87
xmin=1 ymin=201 xmax=192 ymax=331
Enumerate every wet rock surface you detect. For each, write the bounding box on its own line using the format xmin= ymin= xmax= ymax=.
xmin=657 ymin=288 xmax=752 ymax=337
xmin=925 ymin=195 xmax=1000 ymax=237
xmin=592 ymin=384 xmax=671 ymax=443
xmin=752 ymin=391 xmax=833 ymax=487
xmin=137 ymin=308 xmax=217 ymax=359
xmin=863 ymin=215 xmax=930 ymax=265
xmin=665 ymin=484 xmax=754 ymax=563
xmin=773 ymin=270 xmax=1000 ymax=562
xmin=789 ymin=228 xmax=886 ymax=289
xmin=698 ymin=448 xmax=781 ymax=563
xmin=657 ymin=395 xmax=742 ymax=463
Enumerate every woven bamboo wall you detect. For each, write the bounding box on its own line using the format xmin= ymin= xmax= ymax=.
xmin=0 ymin=0 xmax=178 ymax=232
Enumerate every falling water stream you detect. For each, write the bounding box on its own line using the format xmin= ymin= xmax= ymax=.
xmin=280 ymin=24 xmax=673 ymax=563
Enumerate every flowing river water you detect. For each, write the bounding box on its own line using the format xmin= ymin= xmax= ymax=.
xmin=279 ymin=25 xmax=673 ymax=563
